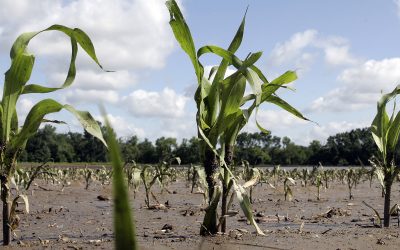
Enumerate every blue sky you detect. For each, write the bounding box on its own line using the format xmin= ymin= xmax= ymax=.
xmin=1 ymin=0 xmax=400 ymax=145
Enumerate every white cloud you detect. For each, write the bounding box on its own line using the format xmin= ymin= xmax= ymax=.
xmin=269 ymin=30 xmax=359 ymax=69
xmin=307 ymin=121 xmax=369 ymax=144
xmin=17 ymin=97 xmax=34 ymax=121
xmin=269 ymin=30 xmax=318 ymax=66
xmin=0 ymin=0 xmax=175 ymax=106
xmin=323 ymin=45 xmax=359 ymax=66
xmin=158 ymin=115 xmax=197 ymax=140
xmin=122 ymin=88 xmax=189 ymax=118
xmin=96 ymin=114 xmax=146 ymax=139
xmin=308 ymin=58 xmax=400 ymax=112
xmin=0 ymin=0 xmax=174 ymax=69
xmin=64 ymin=89 xmax=119 ymax=104
xmin=395 ymin=0 xmax=400 ymax=17
xmin=49 ymin=70 xmax=136 ymax=90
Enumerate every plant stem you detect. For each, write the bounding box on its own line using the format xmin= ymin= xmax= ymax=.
xmin=201 ymin=148 xmax=219 ymax=235
xmin=221 ymin=144 xmax=233 ymax=233
xmin=383 ymin=177 xmax=393 ymax=227
xmin=1 ymin=174 xmax=11 ymax=245
xmin=204 ymin=148 xmax=218 ymax=203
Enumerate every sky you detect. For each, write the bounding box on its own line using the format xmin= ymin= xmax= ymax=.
xmin=1 ymin=0 xmax=400 ymax=146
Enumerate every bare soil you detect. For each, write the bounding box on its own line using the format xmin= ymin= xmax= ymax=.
xmin=2 ymin=173 xmax=400 ymax=249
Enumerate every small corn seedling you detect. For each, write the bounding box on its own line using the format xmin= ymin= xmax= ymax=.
xmin=124 ymin=161 xmax=141 ymax=198
xmin=83 ymin=165 xmax=93 ymax=190
xmin=370 ymin=85 xmax=400 ymax=227
xmin=241 ymin=160 xmax=261 ymax=204
xmin=140 ymin=158 xmax=179 ymax=208
xmin=193 ymin=166 xmax=209 ymax=204
xmin=368 ymin=164 xmax=377 ymax=188
xmin=347 ymin=169 xmax=355 ymax=200
xmin=283 ymin=176 xmax=296 ymax=201
xmin=14 ymin=162 xmax=49 ymax=191
xmin=315 ymin=173 xmax=322 ymax=201
xmin=301 ymin=168 xmax=309 ymax=187
xmin=322 ymin=169 xmax=334 ymax=189
xmin=94 ymin=166 xmax=112 ymax=186
xmin=0 ymin=25 xmax=106 ymax=245
xmin=336 ymin=168 xmax=347 ymax=185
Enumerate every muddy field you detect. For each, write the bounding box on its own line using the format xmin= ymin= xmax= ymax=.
xmin=2 ymin=170 xmax=400 ymax=249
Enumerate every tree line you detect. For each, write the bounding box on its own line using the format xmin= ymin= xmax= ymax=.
xmin=19 ymin=125 xmax=380 ymax=166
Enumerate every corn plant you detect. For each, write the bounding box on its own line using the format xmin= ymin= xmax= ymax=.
xmin=140 ymin=158 xmax=178 ymax=208
xmin=347 ymin=169 xmax=355 ymax=200
xmin=300 ymin=168 xmax=309 ymax=187
xmin=166 ymin=0 xmax=308 ymax=235
xmin=283 ymin=176 xmax=295 ymax=201
xmin=322 ymin=169 xmax=334 ymax=189
xmin=241 ymin=160 xmax=261 ymax=204
xmin=13 ymin=162 xmax=48 ymax=191
xmin=370 ymin=85 xmax=400 ymax=227
xmin=0 ymin=26 xmax=107 ymax=245
xmin=336 ymin=168 xmax=347 ymax=185
xmin=83 ymin=165 xmax=93 ymax=190
xmin=124 ymin=161 xmax=141 ymax=198
xmin=315 ymin=173 xmax=322 ymax=201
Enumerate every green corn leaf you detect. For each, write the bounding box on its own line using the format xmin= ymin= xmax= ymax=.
xmin=197 ymin=45 xmax=243 ymax=69
xmin=208 ymin=66 xmax=219 ymax=80
xmin=20 ymin=26 xmax=105 ymax=95
xmin=362 ymin=201 xmax=382 ymax=227
xmin=10 ymin=99 xmax=106 ymax=151
xmin=11 ymin=110 xmax=18 ymax=135
xmin=2 ymin=52 xmax=35 ymax=142
xmin=224 ymin=114 xmax=245 ymax=145
xmin=64 ymin=104 xmax=107 ymax=146
xmin=244 ymin=68 xmax=262 ymax=106
xmin=166 ymin=0 xmax=203 ymax=83
xmin=102 ymin=108 xmax=138 ymax=250
xmin=371 ymin=85 xmax=400 ymax=160
xmin=261 ymin=70 xmax=297 ymax=101
xmin=254 ymin=108 xmax=270 ymax=134
xmin=205 ymin=76 xmax=220 ymax=126
xmin=264 ymin=95 xmax=309 ymax=121
xmin=11 ymin=24 xmax=102 ymax=68
xmin=232 ymin=180 xmax=265 ymax=235
xmin=212 ymin=7 xmax=246 ymax=86
xmin=249 ymin=65 xmax=269 ymax=84
xmin=3 ymin=24 xmax=105 ymax=144
xmin=227 ymin=7 xmax=247 ymax=53
xmin=221 ymin=74 xmax=246 ymax=116
xmin=387 ymin=110 xmax=400 ymax=152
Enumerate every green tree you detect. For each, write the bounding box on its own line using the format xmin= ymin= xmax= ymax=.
xmin=155 ymin=137 xmax=177 ymax=162
xmin=121 ymin=135 xmax=139 ymax=162
xmin=175 ymin=137 xmax=201 ymax=164
xmin=137 ymin=139 xmax=157 ymax=163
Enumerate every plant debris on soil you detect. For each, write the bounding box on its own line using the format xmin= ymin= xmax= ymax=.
xmin=2 ymin=169 xmax=400 ymax=249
